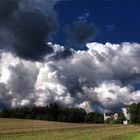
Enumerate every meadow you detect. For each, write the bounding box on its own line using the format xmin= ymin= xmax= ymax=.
xmin=0 ymin=118 xmax=139 ymax=140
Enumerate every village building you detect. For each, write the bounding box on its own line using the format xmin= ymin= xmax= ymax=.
xmin=104 ymin=113 xmax=119 ymax=122
xmin=104 ymin=108 xmax=131 ymax=124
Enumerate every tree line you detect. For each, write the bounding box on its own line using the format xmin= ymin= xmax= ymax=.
xmin=0 ymin=102 xmax=139 ymax=123
xmin=128 ymin=102 xmax=140 ymax=123
xmin=0 ymin=103 xmax=104 ymax=123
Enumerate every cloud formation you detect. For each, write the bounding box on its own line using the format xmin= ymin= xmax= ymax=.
xmin=0 ymin=0 xmax=58 ymax=61
xmin=0 ymin=42 xmax=140 ymax=112
xmin=65 ymin=21 xmax=97 ymax=46
xmin=0 ymin=0 xmax=18 ymax=22
xmin=0 ymin=0 xmax=98 ymax=60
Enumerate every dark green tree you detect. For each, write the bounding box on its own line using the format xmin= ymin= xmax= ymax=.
xmin=128 ymin=103 xmax=140 ymax=123
xmin=85 ymin=111 xmax=104 ymax=123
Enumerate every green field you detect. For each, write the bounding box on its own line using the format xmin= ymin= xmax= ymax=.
xmin=0 ymin=118 xmax=139 ymax=140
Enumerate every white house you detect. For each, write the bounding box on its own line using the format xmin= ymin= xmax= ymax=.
xmin=104 ymin=113 xmax=119 ymax=121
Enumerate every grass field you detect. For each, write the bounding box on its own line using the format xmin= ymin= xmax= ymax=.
xmin=0 ymin=118 xmax=139 ymax=140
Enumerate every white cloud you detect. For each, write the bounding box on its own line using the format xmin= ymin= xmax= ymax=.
xmin=0 ymin=42 xmax=140 ymax=112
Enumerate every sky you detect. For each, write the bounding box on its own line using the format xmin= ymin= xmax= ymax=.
xmin=0 ymin=0 xmax=140 ymax=113
xmin=54 ymin=0 xmax=140 ymax=47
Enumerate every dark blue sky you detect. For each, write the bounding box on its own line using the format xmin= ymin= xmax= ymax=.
xmin=54 ymin=0 xmax=140 ymax=45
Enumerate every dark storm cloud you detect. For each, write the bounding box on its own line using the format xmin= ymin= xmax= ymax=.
xmin=0 ymin=0 xmax=96 ymax=60
xmin=0 ymin=0 xmax=18 ymax=23
xmin=9 ymin=10 xmax=56 ymax=61
xmin=65 ymin=21 xmax=97 ymax=45
xmin=0 ymin=0 xmax=59 ymax=61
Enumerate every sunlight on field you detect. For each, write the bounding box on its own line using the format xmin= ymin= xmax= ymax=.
xmin=0 ymin=118 xmax=139 ymax=140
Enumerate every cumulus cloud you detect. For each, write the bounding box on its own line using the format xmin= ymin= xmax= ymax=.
xmin=0 ymin=42 xmax=140 ymax=112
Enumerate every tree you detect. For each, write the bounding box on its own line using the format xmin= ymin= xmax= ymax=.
xmin=85 ymin=112 xmax=104 ymax=123
xmin=47 ymin=103 xmax=61 ymax=121
xmin=128 ymin=103 xmax=140 ymax=123
xmin=0 ymin=108 xmax=13 ymax=118
xmin=62 ymin=108 xmax=86 ymax=123
xmin=117 ymin=113 xmax=126 ymax=124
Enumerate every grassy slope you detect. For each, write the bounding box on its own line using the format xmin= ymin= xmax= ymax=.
xmin=0 ymin=118 xmax=139 ymax=140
